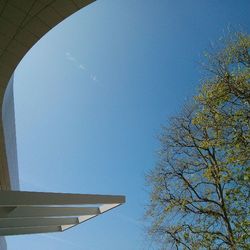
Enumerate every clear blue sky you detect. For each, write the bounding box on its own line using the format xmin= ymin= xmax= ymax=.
xmin=7 ymin=1 xmax=250 ymax=249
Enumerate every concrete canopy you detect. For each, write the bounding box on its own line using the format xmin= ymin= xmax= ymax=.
xmin=0 ymin=0 xmax=95 ymax=190
xmin=0 ymin=0 xmax=125 ymax=241
xmin=0 ymin=190 xmax=125 ymax=236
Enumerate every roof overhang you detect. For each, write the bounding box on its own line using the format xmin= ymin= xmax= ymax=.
xmin=0 ymin=190 xmax=125 ymax=236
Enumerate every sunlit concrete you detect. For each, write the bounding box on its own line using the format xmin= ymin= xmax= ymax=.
xmin=0 ymin=190 xmax=125 ymax=236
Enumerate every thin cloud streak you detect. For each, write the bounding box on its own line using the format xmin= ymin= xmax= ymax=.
xmin=90 ymin=74 xmax=97 ymax=82
xmin=66 ymin=52 xmax=76 ymax=62
xmin=79 ymin=64 xmax=85 ymax=70
xmin=65 ymin=52 xmax=98 ymax=82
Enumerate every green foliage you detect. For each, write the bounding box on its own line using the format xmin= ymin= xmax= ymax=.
xmin=146 ymin=32 xmax=250 ymax=249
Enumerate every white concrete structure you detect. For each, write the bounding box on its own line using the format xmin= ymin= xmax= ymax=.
xmin=0 ymin=190 xmax=124 ymax=236
xmin=0 ymin=1 xmax=125 ymax=248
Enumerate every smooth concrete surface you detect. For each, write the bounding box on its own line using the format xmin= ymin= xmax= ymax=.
xmin=0 ymin=190 xmax=125 ymax=236
xmin=2 ymin=75 xmax=19 ymax=190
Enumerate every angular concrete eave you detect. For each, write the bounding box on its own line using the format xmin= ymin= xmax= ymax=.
xmin=0 ymin=190 xmax=125 ymax=236
xmin=0 ymin=0 xmax=95 ymax=191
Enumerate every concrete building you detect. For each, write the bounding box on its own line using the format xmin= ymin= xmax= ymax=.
xmin=0 ymin=1 xmax=125 ymax=249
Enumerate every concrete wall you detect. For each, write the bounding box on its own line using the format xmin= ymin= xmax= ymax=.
xmin=0 ymin=75 xmax=19 ymax=250
xmin=2 ymin=75 xmax=19 ymax=190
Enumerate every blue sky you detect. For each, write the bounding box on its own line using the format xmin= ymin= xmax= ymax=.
xmin=7 ymin=1 xmax=250 ymax=249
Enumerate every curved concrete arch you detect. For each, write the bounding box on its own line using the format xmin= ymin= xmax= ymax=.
xmin=0 ymin=2 xmax=125 ymax=245
xmin=0 ymin=1 xmax=100 ymax=247
xmin=0 ymin=0 xmax=95 ymax=191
